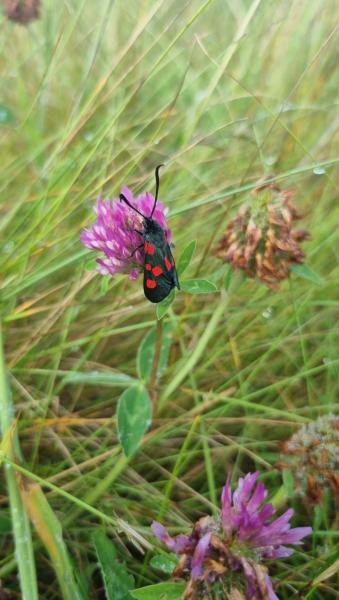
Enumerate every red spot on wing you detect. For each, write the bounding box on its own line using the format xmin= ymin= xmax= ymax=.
xmin=164 ymin=256 xmax=172 ymax=271
xmin=146 ymin=279 xmax=157 ymax=289
xmin=145 ymin=263 xmax=152 ymax=271
xmin=144 ymin=242 xmax=155 ymax=255
xmin=152 ymin=266 xmax=163 ymax=276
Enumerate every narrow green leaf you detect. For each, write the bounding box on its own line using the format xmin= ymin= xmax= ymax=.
xmin=93 ymin=530 xmax=134 ymax=600
xmin=176 ymin=240 xmax=196 ymax=276
xmin=131 ymin=582 xmax=185 ymax=600
xmin=0 ymin=326 xmax=38 ymax=600
xmin=137 ymin=323 xmax=173 ymax=382
xmin=61 ymin=371 xmax=136 ymax=387
xmin=19 ymin=476 xmax=85 ymax=600
xmin=289 ymin=264 xmax=324 ymax=286
xmin=117 ymin=385 xmax=152 ymax=457
xmin=180 ymin=278 xmax=218 ymax=294
xmin=149 ymin=554 xmax=177 ymax=574
xmin=0 ymin=105 xmax=16 ymax=125
xmin=156 ymin=289 xmax=175 ymax=320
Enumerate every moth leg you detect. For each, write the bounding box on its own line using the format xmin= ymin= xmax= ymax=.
xmin=129 ymin=243 xmax=143 ymax=258
xmin=134 ymin=229 xmax=144 ymax=236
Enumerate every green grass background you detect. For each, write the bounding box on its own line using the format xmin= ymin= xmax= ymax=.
xmin=0 ymin=0 xmax=338 ymax=598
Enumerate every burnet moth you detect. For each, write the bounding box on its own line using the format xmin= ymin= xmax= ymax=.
xmin=120 ymin=165 xmax=180 ymax=304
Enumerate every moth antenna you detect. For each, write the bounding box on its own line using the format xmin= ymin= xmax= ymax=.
xmin=120 ymin=193 xmax=146 ymax=219
xmin=150 ymin=164 xmax=164 ymax=218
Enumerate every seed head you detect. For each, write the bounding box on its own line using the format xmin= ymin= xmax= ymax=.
xmin=215 ymin=179 xmax=309 ymax=288
xmin=280 ymin=415 xmax=339 ymax=504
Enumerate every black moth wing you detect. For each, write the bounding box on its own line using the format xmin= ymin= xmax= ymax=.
xmin=143 ymin=241 xmax=179 ymax=304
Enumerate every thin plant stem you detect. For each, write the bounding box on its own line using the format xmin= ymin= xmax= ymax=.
xmin=0 ymin=325 xmax=38 ymax=600
xmin=149 ymin=318 xmax=163 ymax=417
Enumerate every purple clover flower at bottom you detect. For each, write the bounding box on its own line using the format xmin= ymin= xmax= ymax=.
xmin=80 ymin=187 xmax=171 ymax=281
xmin=151 ymin=472 xmax=312 ymax=600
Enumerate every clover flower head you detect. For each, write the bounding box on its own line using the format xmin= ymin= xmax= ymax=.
xmin=152 ymin=472 xmax=312 ymax=600
xmin=80 ymin=187 xmax=171 ymax=281
xmin=215 ymin=179 xmax=310 ymax=288
xmin=280 ymin=414 xmax=339 ymax=503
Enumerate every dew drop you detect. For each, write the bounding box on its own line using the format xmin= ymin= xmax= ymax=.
xmin=313 ymin=166 xmax=326 ymax=175
xmin=280 ymin=101 xmax=294 ymax=112
xmin=262 ymin=307 xmax=273 ymax=320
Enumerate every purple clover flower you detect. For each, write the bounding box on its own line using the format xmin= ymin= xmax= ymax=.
xmin=80 ymin=186 xmax=171 ymax=281
xmin=152 ymin=472 xmax=312 ymax=600
xmin=221 ymin=472 xmax=311 ymax=559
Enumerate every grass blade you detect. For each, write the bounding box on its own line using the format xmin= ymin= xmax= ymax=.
xmin=0 ymin=325 xmax=38 ymax=600
xmin=18 ymin=474 xmax=86 ymax=600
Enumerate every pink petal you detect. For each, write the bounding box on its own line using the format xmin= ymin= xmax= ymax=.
xmin=191 ymin=532 xmax=211 ymax=579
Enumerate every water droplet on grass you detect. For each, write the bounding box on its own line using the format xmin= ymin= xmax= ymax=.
xmin=280 ymin=101 xmax=294 ymax=112
xmin=313 ymin=166 xmax=326 ymax=175
xmin=262 ymin=307 xmax=273 ymax=319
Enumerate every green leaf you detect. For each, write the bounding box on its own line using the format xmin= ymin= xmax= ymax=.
xmin=131 ymin=582 xmax=185 ymax=600
xmin=61 ymin=371 xmax=136 ymax=387
xmin=289 ymin=264 xmax=324 ymax=286
xmin=180 ymin=278 xmax=218 ymax=294
xmin=93 ymin=530 xmax=134 ymax=600
xmin=137 ymin=323 xmax=173 ymax=382
xmin=176 ymin=240 xmax=196 ymax=276
xmin=156 ymin=289 xmax=175 ymax=320
xmin=150 ymin=554 xmax=177 ymax=575
xmin=117 ymin=385 xmax=152 ymax=457
xmin=0 ymin=105 xmax=16 ymax=125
